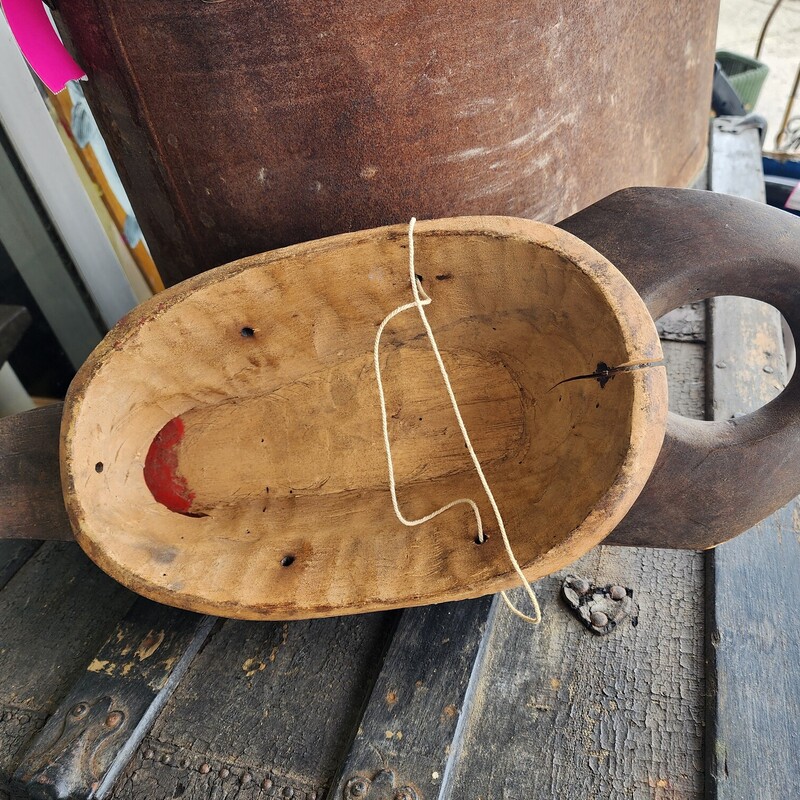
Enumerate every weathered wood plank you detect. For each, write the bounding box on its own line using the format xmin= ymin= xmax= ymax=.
xmin=441 ymin=337 xmax=706 ymax=798
xmin=705 ymin=116 xmax=800 ymax=800
xmin=661 ymin=341 xmax=706 ymax=419
xmin=443 ymin=549 xmax=705 ymax=799
xmin=709 ymin=118 xmax=766 ymax=203
xmin=0 ymin=543 xmax=135 ymax=798
xmin=0 ymin=404 xmax=72 ymax=541
xmin=330 ymin=597 xmax=493 ymax=800
xmin=107 ymin=613 xmax=396 ymax=800
xmin=0 ymin=541 xmax=40 ymax=591
xmin=11 ymin=601 xmax=213 ymax=800
xmin=706 ymin=301 xmax=797 ymax=799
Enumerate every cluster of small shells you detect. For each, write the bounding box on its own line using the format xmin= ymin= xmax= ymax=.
xmin=561 ymin=574 xmax=638 ymax=635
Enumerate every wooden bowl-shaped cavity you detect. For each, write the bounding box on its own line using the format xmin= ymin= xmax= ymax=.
xmin=62 ymin=217 xmax=667 ymax=620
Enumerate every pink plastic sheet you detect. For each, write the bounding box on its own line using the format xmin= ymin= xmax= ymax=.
xmin=2 ymin=0 xmax=85 ymax=92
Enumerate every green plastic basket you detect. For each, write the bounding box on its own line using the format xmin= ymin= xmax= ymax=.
xmin=716 ymin=50 xmax=769 ymax=112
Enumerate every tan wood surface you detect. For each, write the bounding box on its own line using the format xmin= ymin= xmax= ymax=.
xmin=61 ymin=217 xmax=666 ymax=619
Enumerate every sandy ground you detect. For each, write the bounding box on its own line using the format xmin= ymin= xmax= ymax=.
xmin=717 ymin=0 xmax=800 ymax=151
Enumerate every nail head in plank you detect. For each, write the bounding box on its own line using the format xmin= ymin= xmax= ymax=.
xmin=106 ymin=614 xmax=396 ymax=800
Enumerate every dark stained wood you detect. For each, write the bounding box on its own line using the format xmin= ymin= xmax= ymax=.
xmin=0 ymin=543 xmax=135 ymax=797
xmin=106 ymin=614 xmax=396 ymax=799
xmin=0 ymin=404 xmax=72 ymax=541
xmin=0 ymin=306 xmax=31 ymax=367
xmin=0 ymin=542 xmax=40 ymax=591
xmin=11 ymin=602 xmax=213 ymax=800
xmin=330 ymin=597 xmax=493 ymax=800
xmin=705 ymin=119 xmax=800 ymax=800
xmin=439 ymin=332 xmax=706 ymax=799
xmin=560 ymin=186 xmax=800 ymax=550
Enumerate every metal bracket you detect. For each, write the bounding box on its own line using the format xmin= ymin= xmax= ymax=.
xmin=714 ymin=114 xmax=768 ymax=147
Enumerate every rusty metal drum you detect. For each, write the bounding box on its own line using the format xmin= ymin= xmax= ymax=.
xmin=53 ymin=1 xmax=717 ymax=286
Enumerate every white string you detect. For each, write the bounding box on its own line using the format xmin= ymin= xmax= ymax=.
xmin=373 ymin=218 xmax=542 ymax=625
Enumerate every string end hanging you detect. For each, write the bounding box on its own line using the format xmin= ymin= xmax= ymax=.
xmin=373 ymin=217 xmax=542 ymax=626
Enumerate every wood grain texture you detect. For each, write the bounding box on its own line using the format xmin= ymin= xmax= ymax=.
xmin=442 ymin=551 xmax=705 ymax=799
xmin=661 ymin=341 xmax=706 ymax=421
xmin=330 ymin=597 xmax=493 ymax=800
xmin=0 ymin=543 xmax=135 ymax=798
xmin=438 ymin=332 xmax=706 ymax=799
xmin=0 ymin=405 xmax=72 ymax=541
xmin=706 ymin=297 xmax=797 ymax=799
xmin=62 ymin=218 xmax=666 ymax=619
xmin=709 ymin=119 xmax=766 ymax=203
xmin=106 ymin=613 xmax=396 ymax=800
xmin=705 ymin=119 xmax=800 ymax=800
xmin=705 ymin=506 xmax=800 ymax=800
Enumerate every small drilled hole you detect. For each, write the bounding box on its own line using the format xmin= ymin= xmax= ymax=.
xmin=241 ymin=326 xmax=255 ymax=337
xmin=95 ymin=462 xmax=104 ymax=473
xmin=474 ymin=533 xmax=489 ymax=545
xmin=281 ymin=555 xmax=295 ymax=567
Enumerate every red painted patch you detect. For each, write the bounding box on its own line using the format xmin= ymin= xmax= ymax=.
xmin=144 ymin=416 xmax=195 ymax=513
